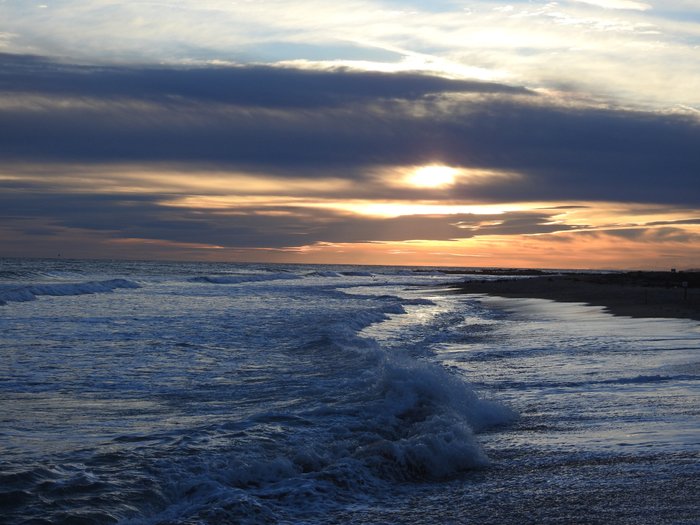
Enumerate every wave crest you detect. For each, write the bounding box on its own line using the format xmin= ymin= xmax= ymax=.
xmin=189 ymin=273 xmax=301 ymax=284
xmin=0 ymin=279 xmax=140 ymax=305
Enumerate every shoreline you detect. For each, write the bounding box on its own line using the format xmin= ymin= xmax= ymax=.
xmin=452 ymin=271 xmax=700 ymax=322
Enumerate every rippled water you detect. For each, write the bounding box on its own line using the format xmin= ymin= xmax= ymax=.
xmin=1 ymin=259 xmax=698 ymax=524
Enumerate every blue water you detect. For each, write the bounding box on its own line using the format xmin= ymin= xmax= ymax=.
xmin=1 ymin=259 xmax=698 ymax=524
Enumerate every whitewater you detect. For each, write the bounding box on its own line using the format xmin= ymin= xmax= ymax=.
xmin=0 ymin=258 xmax=698 ymax=524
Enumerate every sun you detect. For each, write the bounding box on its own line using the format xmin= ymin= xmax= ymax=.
xmin=405 ymin=165 xmax=459 ymax=188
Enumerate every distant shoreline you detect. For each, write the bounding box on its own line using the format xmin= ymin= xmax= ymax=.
xmin=452 ymin=271 xmax=700 ymax=321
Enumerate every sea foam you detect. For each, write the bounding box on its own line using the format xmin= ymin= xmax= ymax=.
xmin=291 ymin=293 xmax=517 ymax=483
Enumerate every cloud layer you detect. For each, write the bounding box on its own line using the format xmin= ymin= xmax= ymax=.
xmin=2 ymin=54 xmax=698 ymax=206
xmin=1 ymin=1 xmax=700 ymax=268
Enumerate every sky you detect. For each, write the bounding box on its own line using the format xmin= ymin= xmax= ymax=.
xmin=1 ymin=0 xmax=699 ymax=269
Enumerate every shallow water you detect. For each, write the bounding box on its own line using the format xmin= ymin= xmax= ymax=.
xmin=1 ymin=259 xmax=698 ymax=524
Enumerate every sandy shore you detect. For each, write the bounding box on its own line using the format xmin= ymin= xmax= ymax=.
xmin=453 ymin=271 xmax=700 ymax=321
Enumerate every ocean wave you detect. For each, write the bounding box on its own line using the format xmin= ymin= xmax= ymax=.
xmin=303 ymin=270 xmax=375 ymax=278
xmin=293 ymin=296 xmax=517 ymax=481
xmin=118 ymin=355 xmax=516 ymax=524
xmin=340 ymin=271 xmax=374 ymax=277
xmin=118 ymin=294 xmax=516 ymax=523
xmin=0 ymin=267 xmax=516 ymax=524
xmin=346 ymin=355 xmax=516 ymax=480
xmin=189 ymin=273 xmax=302 ymax=284
xmin=305 ymin=270 xmax=344 ymax=278
xmin=0 ymin=279 xmax=141 ymax=305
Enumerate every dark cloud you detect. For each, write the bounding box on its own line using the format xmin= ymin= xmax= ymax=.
xmin=0 ymin=53 xmax=528 ymax=108
xmin=1 ymin=53 xmax=699 ymax=211
xmin=0 ymin=188 xmax=572 ymax=248
xmin=598 ymin=227 xmax=700 ymax=244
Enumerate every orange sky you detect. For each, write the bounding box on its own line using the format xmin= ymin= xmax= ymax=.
xmin=2 ymin=164 xmax=698 ymax=269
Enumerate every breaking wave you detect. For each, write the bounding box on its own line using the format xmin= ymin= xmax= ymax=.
xmin=116 ymin=293 xmax=516 ymax=523
xmin=0 ymin=279 xmax=141 ymax=305
xmin=189 ymin=273 xmax=302 ymax=284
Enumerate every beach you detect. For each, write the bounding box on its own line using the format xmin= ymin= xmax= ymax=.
xmin=453 ymin=271 xmax=700 ymax=321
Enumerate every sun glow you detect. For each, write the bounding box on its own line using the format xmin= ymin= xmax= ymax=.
xmin=406 ymin=165 xmax=459 ymax=188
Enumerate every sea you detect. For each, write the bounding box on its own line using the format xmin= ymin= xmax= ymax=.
xmin=1 ymin=258 xmax=698 ymax=525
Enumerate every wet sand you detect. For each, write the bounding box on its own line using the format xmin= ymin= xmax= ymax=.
xmin=453 ymin=271 xmax=700 ymax=321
